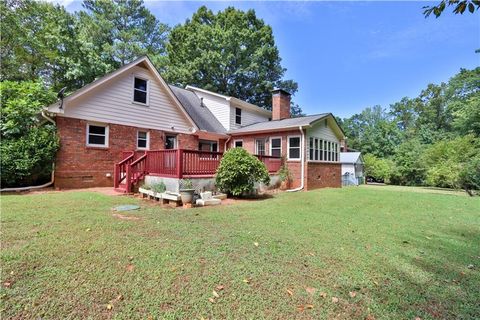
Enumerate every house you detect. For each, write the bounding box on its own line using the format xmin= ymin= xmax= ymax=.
xmin=45 ymin=56 xmax=346 ymax=192
xmin=340 ymin=152 xmax=364 ymax=185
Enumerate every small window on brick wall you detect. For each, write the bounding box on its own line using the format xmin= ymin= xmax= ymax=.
xmin=137 ymin=131 xmax=149 ymax=149
xmin=87 ymin=124 xmax=109 ymax=147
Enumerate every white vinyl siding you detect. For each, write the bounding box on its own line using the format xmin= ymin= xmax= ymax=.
xmin=61 ymin=66 xmax=192 ymax=133
xmin=230 ymin=104 xmax=270 ymax=130
xmin=193 ymin=91 xmax=231 ymax=130
xmin=306 ymin=118 xmax=342 ymax=162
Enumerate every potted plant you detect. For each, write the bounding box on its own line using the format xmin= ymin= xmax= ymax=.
xmin=179 ymin=179 xmax=195 ymax=204
xmin=278 ymin=156 xmax=292 ymax=190
xmin=151 ymin=182 xmax=166 ymax=198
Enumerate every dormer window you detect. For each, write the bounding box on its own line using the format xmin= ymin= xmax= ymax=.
xmin=133 ymin=77 xmax=148 ymax=104
xmin=235 ymin=107 xmax=242 ymax=125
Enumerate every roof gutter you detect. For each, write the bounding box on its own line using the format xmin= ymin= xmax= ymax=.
xmin=287 ymin=126 xmax=305 ymax=192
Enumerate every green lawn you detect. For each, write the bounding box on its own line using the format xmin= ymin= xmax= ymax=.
xmin=1 ymin=186 xmax=479 ymax=319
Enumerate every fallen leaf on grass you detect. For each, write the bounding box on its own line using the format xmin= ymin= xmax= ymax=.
xmin=286 ymin=289 xmax=294 ymax=296
xmin=126 ymin=264 xmax=135 ymax=272
xmin=116 ymin=294 xmax=123 ymax=301
xmin=253 ymin=242 xmax=259 ymax=247
xmin=212 ymin=290 xmax=220 ymax=298
xmin=242 ymin=278 xmax=250 ymax=284
xmin=216 ymin=285 xmax=224 ymax=291
xmin=373 ymin=280 xmax=379 ymax=286
xmin=208 ymin=298 xmax=215 ymax=303
xmin=365 ymin=314 xmax=376 ymax=320
xmin=86 ymin=228 xmax=91 ymax=232
xmin=305 ymin=287 xmax=316 ymax=295
xmin=349 ymin=291 xmax=357 ymax=298
xmin=331 ymin=297 xmax=339 ymax=303
xmin=319 ymin=292 xmax=327 ymax=298
xmin=305 ymin=304 xmax=314 ymax=309
xmin=106 ymin=304 xmax=113 ymax=310
xmin=297 ymin=305 xmax=304 ymax=312
xmin=3 ymin=281 xmax=12 ymax=288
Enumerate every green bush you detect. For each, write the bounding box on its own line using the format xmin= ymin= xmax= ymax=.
xmin=0 ymin=81 xmax=59 ymax=187
xmin=215 ymin=148 xmax=270 ymax=196
xmin=459 ymin=155 xmax=480 ymax=195
xmin=364 ymin=154 xmax=393 ymax=182
xmin=151 ymin=182 xmax=166 ymax=194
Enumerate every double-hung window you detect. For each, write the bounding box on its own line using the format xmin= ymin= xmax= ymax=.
xmin=86 ymin=124 xmax=108 ymax=147
xmin=235 ymin=107 xmax=242 ymax=125
xmin=255 ymin=139 xmax=266 ymax=156
xmin=309 ymin=137 xmax=314 ymax=161
xmin=137 ymin=131 xmax=149 ymax=150
xmin=288 ymin=136 xmax=301 ymax=160
xmin=270 ymin=137 xmax=281 ymax=157
xmin=133 ymin=77 xmax=148 ymax=104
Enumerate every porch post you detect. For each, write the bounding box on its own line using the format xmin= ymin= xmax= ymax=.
xmin=176 ymin=149 xmax=183 ymax=179
xmin=114 ymin=163 xmax=119 ymax=189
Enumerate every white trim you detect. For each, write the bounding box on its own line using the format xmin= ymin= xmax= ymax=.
xmin=137 ymin=130 xmax=150 ymax=150
xmin=132 ymin=75 xmax=150 ymax=106
xmin=269 ymin=136 xmax=282 ymax=157
xmin=86 ymin=123 xmax=109 ymax=148
xmin=254 ymin=138 xmax=266 ymax=155
xmin=287 ymin=135 xmax=301 ymax=161
xmin=233 ymin=139 xmax=243 ymax=148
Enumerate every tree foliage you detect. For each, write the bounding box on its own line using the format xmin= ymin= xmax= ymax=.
xmin=165 ymin=6 xmax=300 ymax=111
xmin=344 ymin=67 xmax=480 ymax=193
xmin=215 ymin=148 xmax=270 ymax=196
xmin=0 ymin=81 xmax=59 ymax=187
xmin=423 ymin=0 xmax=480 ymax=18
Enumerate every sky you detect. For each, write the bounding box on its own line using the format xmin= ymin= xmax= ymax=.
xmin=56 ymin=1 xmax=479 ymax=118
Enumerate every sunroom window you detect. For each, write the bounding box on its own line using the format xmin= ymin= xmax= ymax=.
xmin=133 ymin=77 xmax=148 ymax=104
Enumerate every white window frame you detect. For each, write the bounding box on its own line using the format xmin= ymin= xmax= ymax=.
xmin=132 ymin=75 xmax=149 ymax=106
xmin=233 ymin=139 xmax=243 ymax=148
xmin=86 ymin=123 xmax=109 ymax=148
xmin=137 ymin=130 xmax=150 ymax=150
xmin=270 ymin=136 xmax=282 ymax=157
xmin=255 ymin=138 xmax=266 ymax=156
xmin=287 ymin=135 xmax=301 ymax=161
xmin=235 ymin=107 xmax=242 ymax=125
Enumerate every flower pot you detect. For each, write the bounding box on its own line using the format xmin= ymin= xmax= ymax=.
xmin=179 ymin=189 xmax=195 ymax=204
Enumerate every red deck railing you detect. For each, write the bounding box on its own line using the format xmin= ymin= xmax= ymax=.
xmin=115 ymin=149 xmax=281 ymax=192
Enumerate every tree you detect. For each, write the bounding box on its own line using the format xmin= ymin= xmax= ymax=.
xmin=165 ymin=6 xmax=300 ymax=111
xmin=423 ymin=0 xmax=480 ymax=18
xmin=215 ymin=148 xmax=270 ymax=196
xmin=363 ymin=154 xmax=393 ymax=182
xmin=0 ymin=0 xmax=80 ymax=90
xmin=0 ymin=81 xmax=59 ymax=187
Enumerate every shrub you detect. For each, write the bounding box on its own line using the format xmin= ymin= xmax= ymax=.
xmin=0 ymin=81 xmax=59 ymax=187
xmin=363 ymin=154 xmax=393 ymax=183
xmin=151 ymin=182 xmax=166 ymax=194
xmin=215 ymin=148 xmax=270 ymax=196
xmin=278 ymin=155 xmax=292 ymax=182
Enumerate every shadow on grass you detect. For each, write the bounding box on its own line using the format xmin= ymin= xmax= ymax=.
xmin=376 ymin=226 xmax=480 ymax=319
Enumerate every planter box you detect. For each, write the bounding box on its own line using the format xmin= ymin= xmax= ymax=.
xmin=212 ymin=193 xmax=227 ymax=200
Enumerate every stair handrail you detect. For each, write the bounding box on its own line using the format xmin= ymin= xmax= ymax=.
xmin=114 ymin=151 xmax=135 ymax=188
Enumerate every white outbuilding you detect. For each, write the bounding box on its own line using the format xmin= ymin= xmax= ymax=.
xmin=340 ymin=152 xmax=364 ymax=186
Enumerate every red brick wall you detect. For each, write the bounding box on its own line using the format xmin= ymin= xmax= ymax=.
xmin=306 ymin=162 xmax=341 ymax=190
xmin=55 ymin=116 xmax=198 ymax=188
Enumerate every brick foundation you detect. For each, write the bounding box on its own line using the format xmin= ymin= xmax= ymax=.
xmin=54 ymin=116 xmax=198 ymax=188
xmin=305 ymin=162 xmax=341 ymax=190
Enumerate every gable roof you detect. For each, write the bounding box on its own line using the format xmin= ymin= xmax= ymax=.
xmin=228 ymin=113 xmax=345 ymax=136
xmin=185 ymin=85 xmax=272 ymax=117
xmin=340 ymin=152 xmax=363 ymax=164
xmin=169 ymin=85 xmax=227 ymax=135
xmin=46 ymin=56 xmax=199 ymax=131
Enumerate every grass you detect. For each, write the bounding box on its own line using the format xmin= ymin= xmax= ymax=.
xmin=1 ymin=186 xmax=479 ymax=319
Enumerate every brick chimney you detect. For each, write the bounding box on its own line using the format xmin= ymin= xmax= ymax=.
xmin=272 ymin=89 xmax=291 ymax=120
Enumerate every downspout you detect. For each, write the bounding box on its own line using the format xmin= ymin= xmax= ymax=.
xmin=0 ymin=111 xmax=56 ymax=192
xmin=224 ymin=136 xmax=232 ymax=152
xmin=287 ymin=126 xmax=305 ymax=192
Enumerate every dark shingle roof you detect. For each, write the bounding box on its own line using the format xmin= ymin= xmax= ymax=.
xmin=169 ymin=85 xmax=227 ymax=134
xmin=228 ymin=113 xmax=329 ymax=134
